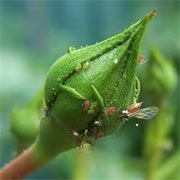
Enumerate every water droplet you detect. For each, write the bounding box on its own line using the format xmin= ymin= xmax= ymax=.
xmin=136 ymin=123 xmax=139 ymax=127
xmin=114 ymin=58 xmax=118 ymax=64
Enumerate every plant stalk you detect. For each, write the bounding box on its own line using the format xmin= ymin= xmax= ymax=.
xmin=0 ymin=149 xmax=42 ymax=180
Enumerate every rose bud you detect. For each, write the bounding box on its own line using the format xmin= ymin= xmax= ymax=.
xmin=31 ymin=10 xmax=157 ymax=163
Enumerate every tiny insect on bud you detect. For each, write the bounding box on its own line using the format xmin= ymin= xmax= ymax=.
xmin=105 ymin=107 xmax=116 ymax=115
xmin=82 ymin=62 xmax=91 ymax=69
xmin=82 ymin=100 xmax=90 ymax=111
xmin=69 ymin=130 xmax=84 ymax=148
xmin=87 ymin=102 xmax=98 ymax=114
xmin=128 ymin=102 xmax=143 ymax=113
xmin=94 ymin=120 xmax=102 ymax=126
xmin=122 ymin=102 xmax=159 ymax=122
xmin=94 ymin=132 xmax=104 ymax=140
xmin=138 ymin=54 xmax=143 ymax=64
xmin=76 ymin=138 xmax=83 ymax=148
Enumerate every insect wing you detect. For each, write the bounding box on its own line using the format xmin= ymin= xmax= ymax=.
xmin=139 ymin=58 xmax=149 ymax=65
xmin=130 ymin=107 xmax=159 ymax=120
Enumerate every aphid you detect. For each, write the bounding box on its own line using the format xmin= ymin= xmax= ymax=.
xmin=91 ymin=126 xmax=104 ymax=140
xmin=83 ymin=100 xmax=90 ymax=111
xmin=128 ymin=102 xmax=143 ymax=113
xmin=94 ymin=132 xmax=104 ymax=140
xmin=94 ymin=120 xmax=102 ymax=126
xmin=82 ymin=62 xmax=91 ymax=69
xmin=75 ymin=63 xmax=82 ymax=71
xmin=105 ymin=107 xmax=116 ymax=115
xmin=122 ymin=102 xmax=159 ymax=122
xmin=69 ymin=130 xmax=83 ymax=148
xmin=76 ymin=138 xmax=83 ymax=148
xmin=87 ymin=102 xmax=98 ymax=114
xmin=138 ymin=54 xmax=149 ymax=65
xmin=138 ymin=54 xmax=143 ymax=64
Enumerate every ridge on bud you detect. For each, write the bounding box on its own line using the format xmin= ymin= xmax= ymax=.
xmin=31 ymin=10 xmax=156 ymax=162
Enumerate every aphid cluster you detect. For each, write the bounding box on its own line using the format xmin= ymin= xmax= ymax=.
xmin=69 ymin=118 xmax=104 ymax=148
xmin=69 ymin=101 xmax=158 ymax=148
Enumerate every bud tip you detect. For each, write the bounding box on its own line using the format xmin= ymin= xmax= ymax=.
xmin=149 ymin=9 xmax=157 ymax=19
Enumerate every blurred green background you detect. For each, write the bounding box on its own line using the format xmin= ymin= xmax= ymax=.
xmin=0 ymin=1 xmax=179 ymax=180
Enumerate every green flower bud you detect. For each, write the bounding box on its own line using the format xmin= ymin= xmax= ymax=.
xmin=11 ymin=90 xmax=43 ymax=153
xmin=31 ymin=10 xmax=156 ymax=163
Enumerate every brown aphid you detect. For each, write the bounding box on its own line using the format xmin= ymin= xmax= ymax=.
xmin=128 ymin=102 xmax=143 ymax=114
xmin=76 ymin=137 xmax=84 ymax=148
xmin=105 ymin=107 xmax=116 ymax=115
xmin=138 ymin=54 xmax=143 ymax=64
xmin=83 ymin=100 xmax=90 ymax=111
xmin=68 ymin=130 xmax=83 ymax=148
xmin=91 ymin=126 xmax=104 ymax=140
xmin=94 ymin=132 xmax=104 ymax=140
